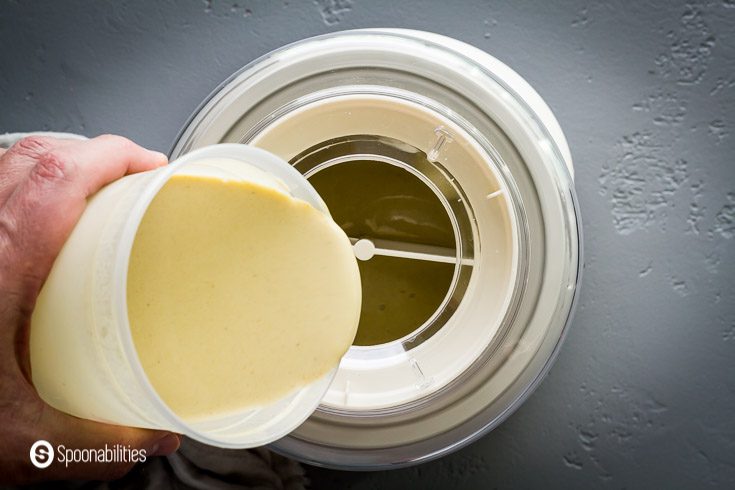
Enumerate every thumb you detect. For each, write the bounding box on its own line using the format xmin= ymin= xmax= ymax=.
xmin=37 ymin=404 xmax=179 ymax=481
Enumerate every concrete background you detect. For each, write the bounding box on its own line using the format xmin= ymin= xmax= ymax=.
xmin=1 ymin=0 xmax=734 ymax=488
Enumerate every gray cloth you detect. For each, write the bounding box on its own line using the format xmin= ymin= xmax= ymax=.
xmin=94 ymin=438 xmax=308 ymax=490
xmin=0 ymin=131 xmax=87 ymax=148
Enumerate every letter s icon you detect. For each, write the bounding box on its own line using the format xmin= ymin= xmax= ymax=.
xmin=30 ymin=440 xmax=54 ymax=469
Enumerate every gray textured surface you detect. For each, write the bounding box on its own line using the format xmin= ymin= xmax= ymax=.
xmin=1 ymin=0 xmax=734 ymax=488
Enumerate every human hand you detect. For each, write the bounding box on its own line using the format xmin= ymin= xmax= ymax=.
xmin=0 ymin=135 xmax=180 ymax=484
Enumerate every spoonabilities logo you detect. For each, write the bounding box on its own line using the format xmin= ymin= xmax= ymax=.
xmin=30 ymin=440 xmax=54 ymax=469
xmin=29 ymin=441 xmax=147 ymax=469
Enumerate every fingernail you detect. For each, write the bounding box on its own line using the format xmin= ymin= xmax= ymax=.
xmin=150 ymin=150 xmax=169 ymax=165
xmin=149 ymin=433 xmax=180 ymax=457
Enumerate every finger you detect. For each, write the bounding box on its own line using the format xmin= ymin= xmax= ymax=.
xmin=0 ymin=135 xmax=167 ymax=300
xmin=0 ymin=136 xmax=63 ymax=208
xmin=59 ymin=134 xmax=168 ymax=196
xmin=32 ymin=405 xmax=179 ymax=481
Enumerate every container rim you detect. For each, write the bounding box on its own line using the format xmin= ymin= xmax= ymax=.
xmin=109 ymin=143 xmax=339 ymax=448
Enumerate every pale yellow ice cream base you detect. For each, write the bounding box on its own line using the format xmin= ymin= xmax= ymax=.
xmin=127 ymin=174 xmax=361 ymax=421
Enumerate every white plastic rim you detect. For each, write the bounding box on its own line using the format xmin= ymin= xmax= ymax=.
xmin=170 ymin=29 xmax=582 ymax=469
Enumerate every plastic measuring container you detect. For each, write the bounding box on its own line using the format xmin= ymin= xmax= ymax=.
xmin=30 ymin=144 xmax=339 ymax=448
